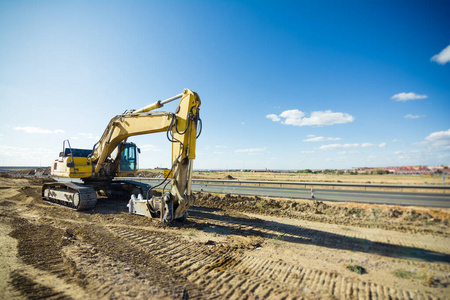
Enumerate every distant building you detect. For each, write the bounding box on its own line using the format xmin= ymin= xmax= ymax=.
xmin=351 ymin=165 xmax=449 ymax=175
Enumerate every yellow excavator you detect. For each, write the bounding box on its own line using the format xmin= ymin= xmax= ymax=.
xmin=42 ymin=89 xmax=201 ymax=223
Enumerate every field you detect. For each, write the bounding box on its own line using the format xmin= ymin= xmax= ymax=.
xmin=138 ymin=169 xmax=450 ymax=185
xmin=1 ymin=175 xmax=449 ymax=299
xmin=194 ymin=171 xmax=450 ymax=186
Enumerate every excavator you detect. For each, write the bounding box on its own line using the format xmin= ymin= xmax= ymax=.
xmin=42 ymin=89 xmax=201 ymax=223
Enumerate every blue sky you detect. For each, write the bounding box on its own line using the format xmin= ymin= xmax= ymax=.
xmin=0 ymin=0 xmax=449 ymax=170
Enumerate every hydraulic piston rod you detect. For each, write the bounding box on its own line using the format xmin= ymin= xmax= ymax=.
xmin=133 ymin=93 xmax=183 ymax=114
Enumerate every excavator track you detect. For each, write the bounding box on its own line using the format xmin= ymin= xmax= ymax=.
xmin=42 ymin=182 xmax=97 ymax=210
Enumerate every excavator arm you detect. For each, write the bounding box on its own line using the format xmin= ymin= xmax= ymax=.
xmin=91 ymin=88 xmax=201 ymax=222
xmin=89 ymin=89 xmax=200 ymax=176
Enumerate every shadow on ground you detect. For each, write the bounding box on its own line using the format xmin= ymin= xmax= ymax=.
xmin=188 ymin=206 xmax=450 ymax=263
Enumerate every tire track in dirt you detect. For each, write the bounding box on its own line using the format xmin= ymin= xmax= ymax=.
xmin=6 ymin=217 xmax=91 ymax=300
xmin=75 ymin=225 xmax=214 ymax=300
xmin=108 ymin=225 xmax=438 ymax=299
xmin=10 ymin=271 xmax=72 ymax=300
xmin=107 ymin=226 xmax=224 ymax=299
xmin=108 ymin=226 xmax=299 ymax=299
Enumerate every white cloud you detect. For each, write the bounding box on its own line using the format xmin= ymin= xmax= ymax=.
xmin=0 ymin=145 xmax=55 ymax=165
xmin=301 ymin=150 xmax=315 ymax=154
xmin=393 ymin=150 xmax=423 ymax=161
xmin=15 ymin=126 xmax=64 ymax=134
xmin=303 ymin=136 xmax=341 ymax=142
xmin=393 ymin=148 xmax=450 ymax=165
xmin=279 ymin=109 xmax=305 ymax=125
xmin=404 ymin=114 xmax=424 ymax=119
xmin=337 ymin=150 xmax=360 ymax=155
xmin=431 ymin=45 xmax=450 ymax=65
xmin=269 ymin=109 xmax=354 ymax=127
xmin=413 ymin=141 xmax=429 ymax=147
xmin=320 ymin=142 xmax=386 ymax=150
xmin=425 ymin=128 xmax=450 ymax=149
xmin=139 ymin=144 xmax=161 ymax=152
xmin=266 ymin=114 xmax=280 ymax=122
xmin=391 ymin=92 xmax=428 ymax=102
xmin=361 ymin=143 xmax=376 ymax=148
xmin=235 ymin=147 xmax=266 ymax=153
xmin=319 ymin=143 xmax=359 ymax=150
xmin=79 ymin=133 xmax=99 ymax=140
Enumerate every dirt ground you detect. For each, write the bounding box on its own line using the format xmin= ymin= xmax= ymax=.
xmin=1 ymin=176 xmax=449 ymax=299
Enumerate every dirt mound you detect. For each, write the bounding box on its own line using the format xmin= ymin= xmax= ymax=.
xmin=224 ymin=175 xmax=236 ymax=180
xmin=0 ymin=168 xmax=51 ymax=178
xmin=195 ymin=193 xmax=449 ymax=236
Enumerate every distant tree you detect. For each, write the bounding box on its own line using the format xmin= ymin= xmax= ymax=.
xmin=374 ymin=168 xmax=385 ymax=175
xmin=297 ymin=169 xmax=312 ymax=174
xmin=337 ymin=170 xmax=345 ymax=175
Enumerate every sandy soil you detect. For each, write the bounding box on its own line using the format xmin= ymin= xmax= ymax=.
xmin=1 ymin=176 xmax=449 ymax=299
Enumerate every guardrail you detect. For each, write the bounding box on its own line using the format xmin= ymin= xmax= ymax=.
xmin=127 ymin=177 xmax=449 ymax=193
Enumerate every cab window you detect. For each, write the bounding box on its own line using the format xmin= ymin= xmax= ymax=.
xmin=120 ymin=144 xmax=136 ymax=171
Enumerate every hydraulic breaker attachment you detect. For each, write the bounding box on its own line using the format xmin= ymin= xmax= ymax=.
xmin=128 ymin=193 xmax=174 ymax=223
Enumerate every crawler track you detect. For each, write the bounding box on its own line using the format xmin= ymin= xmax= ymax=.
xmin=42 ymin=182 xmax=97 ymax=210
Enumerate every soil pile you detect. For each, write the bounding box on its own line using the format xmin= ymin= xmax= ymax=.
xmin=195 ymin=193 xmax=450 ymax=236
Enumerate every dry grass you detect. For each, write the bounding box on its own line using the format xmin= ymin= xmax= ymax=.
xmin=191 ymin=171 xmax=449 ymax=185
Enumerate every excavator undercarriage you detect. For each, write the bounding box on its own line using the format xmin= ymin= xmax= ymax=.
xmin=42 ymin=181 xmax=97 ymax=210
xmin=42 ymin=180 xmax=151 ymax=210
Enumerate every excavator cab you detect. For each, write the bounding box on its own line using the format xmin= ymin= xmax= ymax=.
xmin=117 ymin=143 xmax=139 ymax=177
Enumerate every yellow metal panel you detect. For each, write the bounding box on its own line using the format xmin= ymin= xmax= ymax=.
xmin=51 ymin=157 xmax=92 ymax=178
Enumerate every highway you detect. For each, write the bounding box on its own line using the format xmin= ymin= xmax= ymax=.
xmin=190 ymin=183 xmax=450 ymax=208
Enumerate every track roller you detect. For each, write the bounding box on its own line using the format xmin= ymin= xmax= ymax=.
xmin=42 ymin=182 xmax=97 ymax=210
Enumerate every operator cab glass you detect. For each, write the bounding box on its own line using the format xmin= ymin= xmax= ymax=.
xmin=119 ymin=144 xmax=137 ymax=171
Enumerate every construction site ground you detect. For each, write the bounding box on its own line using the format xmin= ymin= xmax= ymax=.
xmin=1 ymin=176 xmax=449 ymax=299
